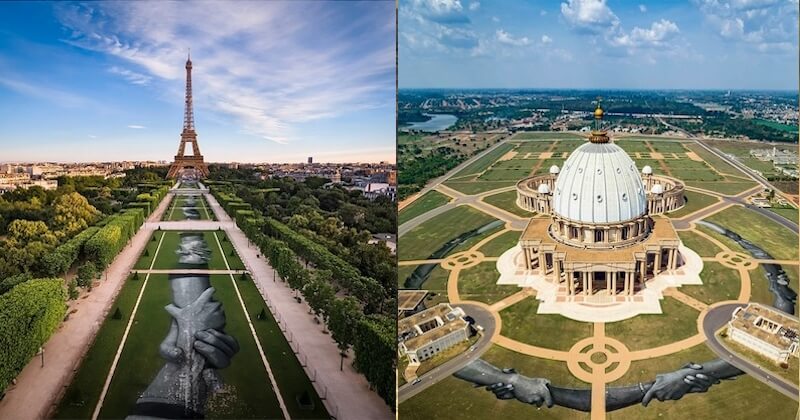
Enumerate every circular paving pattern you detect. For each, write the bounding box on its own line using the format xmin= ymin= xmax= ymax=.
xmin=566 ymin=336 xmax=632 ymax=384
xmin=716 ymin=251 xmax=757 ymax=270
xmin=441 ymin=251 xmax=484 ymax=270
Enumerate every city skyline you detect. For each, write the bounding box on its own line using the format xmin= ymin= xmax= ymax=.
xmin=400 ymin=0 xmax=799 ymax=90
xmin=0 ymin=1 xmax=396 ymax=163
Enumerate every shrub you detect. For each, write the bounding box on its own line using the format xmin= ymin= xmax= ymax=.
xmin=0 ymin=279 xmax=67 ymax=392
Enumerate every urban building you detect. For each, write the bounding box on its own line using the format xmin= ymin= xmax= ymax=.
xmin=728 ymin=303 xmax=800 ymax=364
xmin=398 ymin=303 xmax=470 ymax=364
xmin=397 ymin=290 xmax=428 ymax=317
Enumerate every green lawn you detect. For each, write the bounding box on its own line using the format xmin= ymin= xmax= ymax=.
xmin=705 ymin=205 xmax=799 ymax=260
xmin=457 ymin=262 xmax=518 ymax=305
xmin=399 ymin=206 xmax=499 ymax=261
xmin=399 ymin=190 xmax=451 ymax=225
xmin=768 ymin=207 xmax=799 ymax=224
xmin=678 ymin=230 xmax=722 ymax=257
xmin=751 ymin=265 xmax=799 ymax=315
xmin=163 ymin=194 xmax=214 ymax=221
xmin=478 ymin=168 xmax=531 ymax=181
xmin=449 ymin=223 xmax=505 ymax=255
xmin=452 ymin=143 xmax=515 ymax=178
xmin=400 ymin=346 xmax=587 ymax=420
xmin=605 ymin=297 xmax=699 ymax=351
xmin=54 ymin=275 xmax=146 ymax=418
xmin=236 ymin=274 xmax=329 ymax=418
xmin=443 ymin=180 xmax=517 ymax=195
xmin=135 ymin=231 xmax=245 ymax=270
xmin=482 ymin=191 xmax=532 ymax=217
xmin=607 ymin=343 xmax=797 ymax=420
xmin=56 ymin=237 xmax=324 ymax=419
xmin=513 ymin=132 xmax=583 ymax=140
xmin=500 ymin=298 xmax=592 ymax=351
xmin=479 ymin=230 xmax=521 ymax=257
xmin=616 ymin=140 xmax=652 ymax=153
xmin=686 ymin=181 xmax=757 ymax=196
xmin=398 ymin=265 xmax=417 ymax=289
xmin=684 ymin=143 xmax=747 ymax=177
xmin=695 ymin=225 xmax=747 ymax=255
xmin=680 ymin=262 xmax=741 ymax=305
xmin=667 ymin=190 xmax=719 ymax=218
xmin=650 ymin=141 xmax=688 ymax=154
xmin=399 ymin=264 xmax=451 ymax=305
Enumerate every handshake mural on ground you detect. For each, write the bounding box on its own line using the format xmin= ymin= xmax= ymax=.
xmin=128 ymin=276 xmax=239 ymax=420
xmin=455 ymin=358 xmax=744 ymax=412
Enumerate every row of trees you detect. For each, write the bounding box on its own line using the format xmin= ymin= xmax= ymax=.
xmin=239 ymin=216 xmax=395 ymax=408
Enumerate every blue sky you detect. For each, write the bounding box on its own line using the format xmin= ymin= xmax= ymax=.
xmin=400 ymin=0 xmax=799 ymax=90
xmin=0 ymin=1 xmax=395 ymax=163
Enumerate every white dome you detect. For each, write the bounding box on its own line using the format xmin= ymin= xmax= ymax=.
xmin=651 ymin=184 xmax=664 ymax=194
xmin=537 ymin=183 xmax=551 ymax=194
xmin=552 ymin=142 xmax=647 ymax=224
xmin=549 ymin=165 xmax=560 ymax=175
xmin=642 ymin=165 xmax=653 ymax=175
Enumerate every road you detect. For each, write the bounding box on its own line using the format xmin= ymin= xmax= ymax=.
xmin=397 ymin=303 xmax=497 ymax=403
xmin=702 ymin=303 xmax=799 ymax=400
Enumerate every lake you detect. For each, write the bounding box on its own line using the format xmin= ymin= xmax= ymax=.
xmin=402 ymin=113 xmax=457 ymax=132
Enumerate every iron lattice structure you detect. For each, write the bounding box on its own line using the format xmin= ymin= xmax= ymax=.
xmin=167 ymin=53 xmax=209 ymax=179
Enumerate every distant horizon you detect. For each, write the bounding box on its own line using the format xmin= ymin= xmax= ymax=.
xmin=0 ymin=159 xmax=395 ymax=165
xmin=399 ymin=87 xmax=800 ymax=93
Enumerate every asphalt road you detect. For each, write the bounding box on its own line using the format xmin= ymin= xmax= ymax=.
xmin=702 ymin=303 xmax=799 ymax=400
xmin=398 ymin=303 xmax=497 ymax=403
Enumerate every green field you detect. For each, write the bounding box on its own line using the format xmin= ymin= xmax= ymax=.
xmin=443 ymin=180 xmax=517 ymax=195
xmin=479 ymin=230 xmax=521 ymax=257
xmin=607 ymin=343 xmax=797 ymax=420
xmin=605 ymin=297 xmax=699 ymax=351
xmin=754 ymin=119 xmax=799 ymax=133
xmin=399 ymin=206 xmax=499 ymax=261
xmin=482 ymin=191 xmax=531 ymax=217
xmin=55 ymin=229 xmax=326 ymax=419
xmin=687 ymin=180 xmax=758 ymax=195
xmin=677 ymin=230 xmax=722 ymax=257
xmin=398 ymin=264 xmax=450 ymax=305
xmin=667 ymin=190 xmax=719 ymax=218
xmin=500 ymin=298 xmax=592 ymax=351
xmin=399 ymin=190 xmax=451 ymax=225
xmin=457 ymin=262 xmax=518 ymax=305
xmin=163 ymin=194 xmax=214 ymax=221
xmin=400 ymin=345 xmax=587 ymax=420
xmin=705 ymin=205 xmax=799 ymax=260
xmin=769 ymin=207 xmax=800 ymax=224
xmin=751 ymin=265 xmax=799 ymax=315
xmin=513 ymin=132 xmax=583 ymax=140
xmin=452 ymin=143 xmax=516 ymax=177
xmin=135 ymin=231 xmax=245 ymax=270
xmin=680 ymin=262 xmax=741 ymax=305
xmin=649 ymin=141 xmax=688 ymax=154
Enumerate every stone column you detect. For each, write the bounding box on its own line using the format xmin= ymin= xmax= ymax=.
xmin=611 ymin=271 xmax=617 ymax=296
xmin=606 ymin=271 xmax=611 ymax=293
xmin=568 ymin=271 xmax=574 ymax=295
xmin=583 ymin=272 xmax=589 ymax=296
xmin=655 ymin=249 xmax=662 ymax=274
xmin=555 ymin=260 xmax=562 ymax=283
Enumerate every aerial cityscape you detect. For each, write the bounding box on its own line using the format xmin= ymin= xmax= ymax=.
xmin=398 ymin=0 xmax=799 ymax=419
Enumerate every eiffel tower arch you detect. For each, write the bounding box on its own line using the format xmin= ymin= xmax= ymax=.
xmin=167 ymin=53 xmax=209 ymax=179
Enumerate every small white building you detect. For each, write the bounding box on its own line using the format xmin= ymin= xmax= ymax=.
xmin=398 ymin=303 xmax=470 ymax=363
xmin=728 ymin=303 xmax=800 ymax=364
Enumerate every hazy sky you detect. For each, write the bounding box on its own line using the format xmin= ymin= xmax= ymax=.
xmin=400 ymin=0 xmax=799 ymax=90
xmin=0 ymin=1 xmax=395 ymax=163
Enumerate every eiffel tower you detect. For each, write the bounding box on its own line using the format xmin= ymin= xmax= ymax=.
xmin=167 ymin=52 xmax=209 ymax=179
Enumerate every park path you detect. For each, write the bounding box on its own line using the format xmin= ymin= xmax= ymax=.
xmin=0 ymin=192 xmax=174 ymax=420
xmin=204 ymin=193 xmax=392 ymax=420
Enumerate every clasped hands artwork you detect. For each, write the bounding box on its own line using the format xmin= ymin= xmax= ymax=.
xmin=129 ymin=235 xmax=238 ymax=419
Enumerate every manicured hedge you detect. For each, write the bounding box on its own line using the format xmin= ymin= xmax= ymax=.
xmin=42 ymin=226 xmax=100 ymax=277
xmin=0 ymin=279 xmax=67 ymax=392
xmin=354 ymin=315 xmax=395 ymax=408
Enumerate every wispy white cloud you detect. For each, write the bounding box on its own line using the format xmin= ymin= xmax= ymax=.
xmin=541 ymin=35 xmax=553 ymax=44
xmin=108 ymin=66 xmax=152 ymax=85
xmin=127 ymin=124 xmax=146 ymax=129
xmin=0 ymin=77 xmax=91 ymax=108
xmin=55 ymin=1 xmax=394 ymax=144
xmin=469 ymin=2 xmax=480 ymax=11
xmin=639 ymin=4 xmax=648 ymax=13
xmin=496 ymin=29 xmax=530 ymax=46
xmin=695 ymin=0 xmax=798 ymax=53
